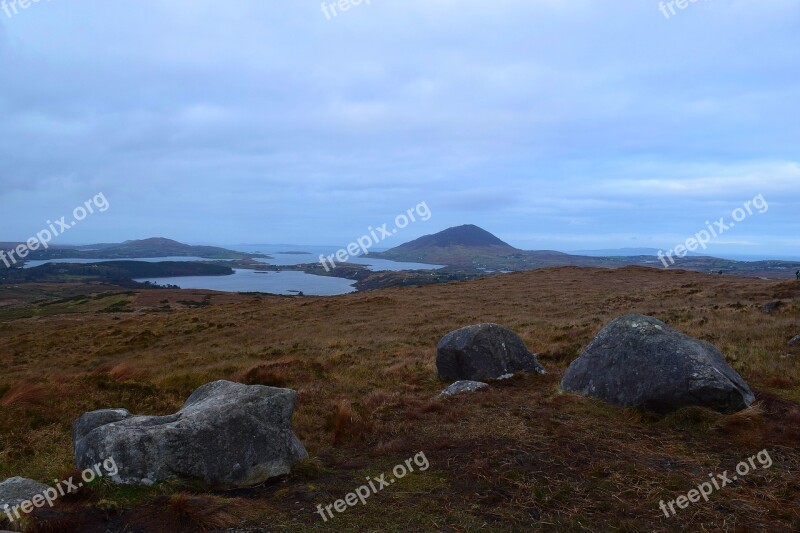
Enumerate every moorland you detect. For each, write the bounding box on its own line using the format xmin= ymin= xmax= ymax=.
xmin=0 ymin=266 xmax=798 ymax=531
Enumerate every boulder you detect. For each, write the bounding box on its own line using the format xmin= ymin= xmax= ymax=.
xmin=73 ymin=380 xmax=308 ymax=487
xmin=0 ymin=477 xmax=49 ymax=511
xmin=439 ymin=380 xmax=489 ymax=397
xmin=436 ymin=324 xmax=546 ymax=381
xmin=762 ymin=300 xmax=783 ymax=314
xmin=789 ymin=335 xmax=800 ymax=346
xmin=560 ymin=315 xmax=754 ymax=414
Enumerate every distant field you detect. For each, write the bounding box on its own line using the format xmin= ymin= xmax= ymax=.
xmin=0 ymin=267 xmax=798 ymax=531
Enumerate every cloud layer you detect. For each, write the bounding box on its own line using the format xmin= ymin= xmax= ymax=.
xmin=0 ymin=0 xmax=798 ymax=254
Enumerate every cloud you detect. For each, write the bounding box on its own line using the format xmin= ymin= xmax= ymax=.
xmin=0 ymin=0 xmax=797 ymax=253
xmin=606 ymin=162 xmax=800 ymax=197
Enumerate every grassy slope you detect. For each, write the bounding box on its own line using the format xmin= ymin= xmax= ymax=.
xmin=0 ymin=266 xmax=799 ymax=532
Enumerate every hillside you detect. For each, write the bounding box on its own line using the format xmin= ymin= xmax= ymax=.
xmin=12 ymin=237 xmax=264 ymax=262
xmin=376 ymin=224 xmax=524 ymax=266
xmin=88 ymin=237 xmax=230 ymax=257
xmin=388 ymin=224 xmax=517 ymax=251
xmin=375 ymin=225 xmax=800 ymax=279
xmin=375 ymin=224 xmax=646 ymax=268
xmin=0 ymin=261 xmax=233 ymax=286
xmin=0 ymin=267 xmax=797 ymax=531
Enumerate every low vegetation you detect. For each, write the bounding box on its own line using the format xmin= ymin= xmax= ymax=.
xmin=0 ymin=266 xmax=798 ymax=531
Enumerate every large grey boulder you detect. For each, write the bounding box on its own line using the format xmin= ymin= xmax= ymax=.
xmin=789 ymin=335 xmax=800 ymax=346
xmin=73 ymin=380 xmax=308 ymax=488
xmin=561 ymin=315 xmax=754 ymax=413
xmin=436 ymin=323 xmax=546 ymax=381
xmin=0 ymin=477 xmax=50 ymax=512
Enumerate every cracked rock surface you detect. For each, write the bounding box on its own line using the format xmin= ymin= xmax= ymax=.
xmin=436 ymin=323 xmax=546 ymax=381
xmin=73 ymin=380 xmax=308 ymax=487
xmin=561 ymin=314 xmax=754 ymax=413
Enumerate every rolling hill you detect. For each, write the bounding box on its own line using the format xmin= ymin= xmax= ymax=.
xmin=12 ymin=237 xmax=265 ymax=262
xmin=377 ymin=224 xmax=526 ymax=267
xmin=376 ymin=224 xmax=610 ymax=269
xmin=375 ymin=225 xmax=800 ymax=278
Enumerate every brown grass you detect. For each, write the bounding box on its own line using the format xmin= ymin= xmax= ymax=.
xmin=99 ymin=362 xmax=148 ymax=382
xmin=1 ymin=381 xmax=49 ymax=407
xmin=764 ymin=376 xmax=794 ymax=389
xmin=234 ymin=363 xmax=289 ymax=387
xmin=329 ymin=399 xmax=371 ymax=445
xmin=0 ymin=266 xmax=799 ymax=531
xmin=167 ymin=493 xmax=239 ymax=530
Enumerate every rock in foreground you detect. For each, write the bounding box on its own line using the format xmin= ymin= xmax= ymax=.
xmin=0 ymin=477 xmax=50 ymax=511
xmin=561 ymin=314 xmax=754 ymax=414
xmin=439 ymin=380 xmax=489 ymax=397
xmin=436 ymin=323 xmax=545 ymax=381
xmin=73 ymin=380 xmax=308 ymax=487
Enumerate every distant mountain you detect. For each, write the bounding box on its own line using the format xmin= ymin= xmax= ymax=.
xmin=90 ymin=238 xmax=241 ymax=258
xmin=17 ymin=237 xmax=265 ymax=261
xmin=376 ymin=225 xmax=576 ymax=268
xmin=375 ymin=225 xmax=800 ymax=279
xmin=395 ymin=224 xmax=517 ymax=250
xmin=376 ymin=224 xmax=525 ymax=265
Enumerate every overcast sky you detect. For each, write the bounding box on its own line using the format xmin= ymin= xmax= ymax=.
xmin=0 ymin=0 xmax=798 ymax=255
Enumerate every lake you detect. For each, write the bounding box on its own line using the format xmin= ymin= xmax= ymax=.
xmin=230 ymin=244 xmax=443 ymax=271
xmin=24 ymin=245 xmax=442 ymax=296
xmin=136 ymin=269 xmax=358 ymax=296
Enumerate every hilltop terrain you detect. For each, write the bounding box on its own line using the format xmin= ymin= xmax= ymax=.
xmin=0 ymin=267 xmax=798 ymax=531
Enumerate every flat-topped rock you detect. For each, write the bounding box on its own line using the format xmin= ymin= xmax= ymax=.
xmin=73 ymin=380 xmax=308 ymax=488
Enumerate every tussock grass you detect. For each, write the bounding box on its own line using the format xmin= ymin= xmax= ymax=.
xmin=0 ymin=267 xmax=798 ymax=531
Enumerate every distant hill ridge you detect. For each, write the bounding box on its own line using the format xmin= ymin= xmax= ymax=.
xmin=393 ymin=224 xmax=517 ymax=251
xmin=376 ymin=224 xmax=526 ymax=266
xmin=92 ymin=237 xmax=230 ymax=256
xmin=15 ymin=237 xmax=264 ymax=261
xmin=374 ymin=224 xmax=800 ymax=279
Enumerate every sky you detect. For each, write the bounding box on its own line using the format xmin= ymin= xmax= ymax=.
xmin=0 ymin=0 xmax=798 ymax=256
